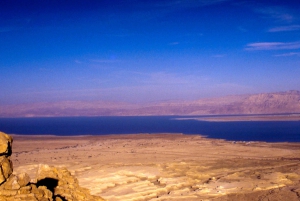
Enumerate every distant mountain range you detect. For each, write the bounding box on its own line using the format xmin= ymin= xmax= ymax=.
xmin=1 ymin=90 xmax=300 ymax=117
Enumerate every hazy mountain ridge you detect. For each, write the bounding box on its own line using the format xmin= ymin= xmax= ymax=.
xmin=1 ymin=90 xmax=300 ymax=117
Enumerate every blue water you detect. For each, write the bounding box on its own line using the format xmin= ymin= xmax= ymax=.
xmin=0 ymin=116 xmax=300 ymax=142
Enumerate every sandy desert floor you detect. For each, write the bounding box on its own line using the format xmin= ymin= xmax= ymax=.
xmin=11 ymin=133 xmax=300 ymax=201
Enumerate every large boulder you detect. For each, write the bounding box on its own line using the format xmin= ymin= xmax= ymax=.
xmin=36 ymin=164 xmax=105 ymax=201
xmin=0 ymin=132 xmax=13 ymax=154
xmin=0 ymin=132 xmax=13 ymax=185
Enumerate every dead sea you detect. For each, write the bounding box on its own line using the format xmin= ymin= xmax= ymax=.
xmin=2 ymin=116 xmax=300 ymax=142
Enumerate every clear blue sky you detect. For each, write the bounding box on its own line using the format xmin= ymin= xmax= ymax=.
xmin=1 ymin=0 xmax=300 ymax=104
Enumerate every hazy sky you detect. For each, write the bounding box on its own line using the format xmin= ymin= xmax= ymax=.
xmin=1 ymin=0 xmax=300 ymax=104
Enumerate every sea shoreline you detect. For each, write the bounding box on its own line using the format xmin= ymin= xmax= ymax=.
xmin=2 ymin=115 xmax=300 ymax=143
xmin=174 ymin=113 xmax=300 ymax=122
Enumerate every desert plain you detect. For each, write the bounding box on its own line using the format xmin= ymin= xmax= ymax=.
xmin=9 ymin=132 xmax=300 ymax=201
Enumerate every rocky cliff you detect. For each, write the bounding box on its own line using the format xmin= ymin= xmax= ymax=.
xmin=0 ymin=131 xmax=105 ymax=201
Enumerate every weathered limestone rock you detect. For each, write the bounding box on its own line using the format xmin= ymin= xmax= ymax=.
xmin=36 ymin=164 xmax=105 ymax=201
xmin=17 ymin=172 xmax=31 ymax=187
xmin=0 ymin=131 xmax=106 ymax=201
xmin=0 ymin=132 xmax=13 ymax=185
xmin=0 ymin=132 xmax=13 ymax=154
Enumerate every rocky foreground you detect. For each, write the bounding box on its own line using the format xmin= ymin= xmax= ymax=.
xmin=0 ymin=131 xmax=105 ymax=201
xmin=10 ymin=133 xmax=300 ymax=201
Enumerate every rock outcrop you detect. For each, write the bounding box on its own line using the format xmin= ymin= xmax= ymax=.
xmin=0 ymin=131 xmax=105 ymax=201
xmin=0 ymin=132 xmax=13 ymax=185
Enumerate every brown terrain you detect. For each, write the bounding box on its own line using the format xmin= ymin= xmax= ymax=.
xmin=10 ymin=133 xmax=300 ymax=201
xmin=0 ymin=90 xmax=300 ymax=117
xmin=0 ymin=131 xmax=105 ymax=201
xmin=1 ymin=90 xmax=300 ymax=200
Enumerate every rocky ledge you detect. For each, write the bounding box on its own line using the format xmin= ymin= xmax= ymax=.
xmin=0 ymin=131 xmax=105 ymax=201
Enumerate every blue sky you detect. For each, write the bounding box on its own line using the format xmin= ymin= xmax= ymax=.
xmin=1 ymin=0 xmax=300 ymax=104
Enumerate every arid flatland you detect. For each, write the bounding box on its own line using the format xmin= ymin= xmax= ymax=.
xmin=12 ymin=134 xmax=300 ymax=201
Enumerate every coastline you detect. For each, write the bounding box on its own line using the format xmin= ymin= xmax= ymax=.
xmin=11 ymin=133 xmax=300 ymax=201
xmin=175 ymin=114 xmax=300 ymax=122
xmin=3 ymin=116 xmax=300 ymax=143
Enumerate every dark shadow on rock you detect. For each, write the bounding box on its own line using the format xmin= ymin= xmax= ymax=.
xmin=7 ymin=143 xmax=12 ymax=156
xmin=36 ymin=178 xmax=67 ymax=201
xmin=0 ymin=143 xmax=12 ymax=156
xmin=36 ymin=178 xmax=58 ymax=192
